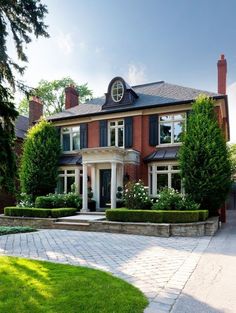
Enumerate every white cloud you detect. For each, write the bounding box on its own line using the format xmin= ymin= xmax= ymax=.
xmin=126 ymin=63 xmax=147 ymax=85
xmin=56 ymin=32 xmax=74 ymax=55
xmin=227 ymin=82 xmax=236 ymax=143
xmin=79 ymin=41 xmax=87 ymax=50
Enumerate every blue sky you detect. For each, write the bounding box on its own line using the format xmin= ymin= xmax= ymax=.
xmin=13 ymin=0 xmax=236 ymax=141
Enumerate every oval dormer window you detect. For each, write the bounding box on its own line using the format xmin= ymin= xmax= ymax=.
xmin=111 ymin=80 xmax=124 ymax=102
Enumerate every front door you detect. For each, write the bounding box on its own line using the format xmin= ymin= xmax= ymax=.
xmin=100 ymin=169 xmax=111 ymax=208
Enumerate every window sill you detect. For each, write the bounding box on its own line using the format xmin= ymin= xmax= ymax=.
xmin=61 ymin=150 xmax=81 ymax=154
xmin=155 ymin=143 xmax=182 ymax=148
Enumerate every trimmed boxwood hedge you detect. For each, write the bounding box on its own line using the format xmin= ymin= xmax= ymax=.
xmin=106 ymin=209 xmax=209 ymax=223
xmin=4 ymin=207 xmax=77 ymax=218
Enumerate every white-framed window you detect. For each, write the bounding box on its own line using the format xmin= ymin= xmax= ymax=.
xmin=108 ymin=120 xmax=124 ymax=147
xmin=111 ymin=80 xmax=124 ymax=102
xmin=61 ymin=126 xmax=80 ymax=152
xmin=149 ymin=163 xmax=182 ymax=196
xmin=159 ymin=113 xmax=185 ymax=145
xmin=57 ymin=168 xmax=82 ymax=194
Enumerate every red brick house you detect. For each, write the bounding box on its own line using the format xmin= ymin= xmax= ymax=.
xmin=44 ymin=55 xmax=229 ymax=212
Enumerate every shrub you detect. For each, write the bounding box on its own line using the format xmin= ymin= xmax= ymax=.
xmin=4 ymin=207 xmax=76 ymax=218
xmin=123 ymin=180 xmax=152 ymax=210
xmin=17 ymin=193 xmax=34 ymax=208
xmin=152 ymin=188 xmax=199 ymax=211
xmin=198 ymin=210 xmax=209 ymax=221
xmin=106 ymin=209 xmax=163 ymax=223
xmin=0 ymin=226 xmax=36 ymax=236
xmin=19 ymin=119 xmax=61 ymax=198
xmin=35 ymin=193 xmax=82 ymax=210
xmin=179 ymin=96 xmax=232 ymax=216
xmin=160 ymin=210 xmax=199 ymax=223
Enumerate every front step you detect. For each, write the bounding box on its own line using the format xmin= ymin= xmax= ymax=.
xmin=53 ymin=221 xmax=90 ymax=231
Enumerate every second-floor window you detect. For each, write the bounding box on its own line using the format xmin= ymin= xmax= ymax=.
xmin=108 ymin=120 xmax=124 ymax=147
xmin=159 ymin=113 xmax=185 ymax=145
xmin=61 ymin=126 xmax=80 ymax=152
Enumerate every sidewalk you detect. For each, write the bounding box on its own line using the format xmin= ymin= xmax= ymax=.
xmin=172 ymin=210 xmax=236 ymax=313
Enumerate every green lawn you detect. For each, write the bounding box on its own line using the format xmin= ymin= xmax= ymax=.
xmin=0 ymin=256 xmax=148 ymax=313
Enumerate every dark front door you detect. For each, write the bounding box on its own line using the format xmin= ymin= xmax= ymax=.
xmin=100 ymin=169 xmax=111 ymax=208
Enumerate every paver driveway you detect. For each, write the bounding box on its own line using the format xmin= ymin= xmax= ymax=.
xmin=0 ymin=230 xmax=211 ymax=312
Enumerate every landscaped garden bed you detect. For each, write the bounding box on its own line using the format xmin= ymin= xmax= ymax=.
xmin=4 ymin=207 xmax=77 ymax=218
xmin=0 ymin=256 xmax=148 ymax=313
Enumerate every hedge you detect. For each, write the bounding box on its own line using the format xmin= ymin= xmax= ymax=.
xmin=4 ymin=207 xmax=76 ymax=218
xmin=35 ymin=193 xmax=82 ymax=210
xmin=106 ymin=209 xmax=209 ymax=223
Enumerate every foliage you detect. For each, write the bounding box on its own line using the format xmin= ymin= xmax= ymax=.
xmin=123 ymin=180 xmax=152 ymax=210
xmin=0 ymin=86 xmax=18 ymax=192
xmin=152 ymin=188 xmax=200 ymax=211
xmin=18 ymin=77 xmax=93 ymax=116
xmin=0 ymin=226 xmax=36 ymax=236
xmin=106 ymin=209 xmax=208 ymax=223
xmin=0 ymin=256 xmax=148 ymax=313
xmin=35 ymin=193 xmax=82 ymax=209
xmin=229 ymin=143 xmax=236 ymax=174
xmin=179 ymin=95 xmax=232 ymax=216
xmin=19 ymin=119 xmax=61 ymax=197
xmin=17 ymin=193 xmax=34 ymax=208
xmin=116 ymin=186 xmax=123 ymax=199
xmin=4 ymin=207 xmax=76 ymax=218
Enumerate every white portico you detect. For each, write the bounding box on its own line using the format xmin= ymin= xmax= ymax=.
xmin=80 ymin=147 xmax=140 ymax=211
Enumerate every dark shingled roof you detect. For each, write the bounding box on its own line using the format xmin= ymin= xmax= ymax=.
xmin=15 ymin=115 xmax=29 ymax=139
xmin=144 ymin=146 xmax=180 ymax=163
xmin=48 ymin=81 xmax=222 ymax=121
xmin=59 ymin=155 xmax=82 ymax=166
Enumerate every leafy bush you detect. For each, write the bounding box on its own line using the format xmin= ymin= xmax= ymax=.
xmin=106 ymin=209 xmax=163 ymax=223
xmin=152 ymin=188 xmax=199 ymax=211
xmin=106 ymin=209 xmax=208 ymax=223
xmin=19 ymin=119 xmax=61 ymax=197
xmin=0 ymin=226 xmax=36 ymax=236
xmin=4 ymin=207 xmax=76 ymax=218
xmin=179 ymin=96 xmax=232 ymax=216
xmin=35 ymin=193 xmax=82 ymax=209
xmin=17 ymin=193 xmax=34 ymax=208
xmin=123 ymin=180 xmax=152 ymax=210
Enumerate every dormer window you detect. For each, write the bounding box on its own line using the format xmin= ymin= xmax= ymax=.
xmin=111 ymin=80 xmax=124 ymax=102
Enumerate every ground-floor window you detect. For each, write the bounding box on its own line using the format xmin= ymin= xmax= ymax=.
xmin=57 ymin=168 xmax=82 ymax=194
xmin=149 ymin=163 xmax=181 ymax=196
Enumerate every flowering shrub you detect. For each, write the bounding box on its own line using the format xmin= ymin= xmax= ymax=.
xmin=123 ymin=180 xmax=152 ymax=210
xmin=17 ymin=193 xmax=34 ymax=208
xmin=152 ymin=187 xmax=199 ymax=211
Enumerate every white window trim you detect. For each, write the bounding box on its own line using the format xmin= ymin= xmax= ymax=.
xmin=158 ymin=113 xmax=186 ymax=146
xmin=108 ymin=120 xmax=125 ymax=148
xmin=61 ymin=126 xmax=80 ymax=153
xmin=149 ymin=162 xmax=181 ymax=196
xmin=111 ymin=80 xmax=124 ymax=102
xmin=58 ymin=167 xmax=81 ymax=194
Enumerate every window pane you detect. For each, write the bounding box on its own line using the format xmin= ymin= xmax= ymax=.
xmin=58 ymin=170 xmax=64 ymax=175
xmin=72 ymin=126 xmax=80 ymax=132
xmin=110 ymin=121 xmax=115 ymax=127
xmin=57 ymin=177 xmax=65 ymax=194
xmin=67 ymin=170 xmax=75 ymax=174
xmin=62 ymin=134 xmax=70 ymax=151
xmin=110 ymin=128 xmax=115 ymax=146
xmin=160 ymin=115 xmax=171 ymax=121
xmin=171 ymin=165 xmax=180 ymax=171
xmin=67 ymin=176 xmax=75 ymax=193
xmin=118 ymin=127 xmax=124 ymax=147
xmin=160 ymin=123 xmax=172 ymax=144
xmin=174 ymin=121 xmax=183 ymax=143
xmin=174 ymin=114 xmax=185 ymax=120
xmin=62 ymin=128 xmax=69 ymax=132
xmin=157 ymin=174 xmax=168 ymax=192
xmin=171 ymin=173 xmax=181 ymax=192
xmin=157 ymin=166 xmax=168 ymax=171
xmin=118 ymin=120 xmax=123 ymax=126
xmin=72 ymin=133 xmax=80 ymax=150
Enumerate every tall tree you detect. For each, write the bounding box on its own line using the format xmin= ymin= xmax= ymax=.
xmin=0 ymin=0 xmax=49 ymax=192
xmin=179 ymin=95 xmax=232 ymax=216
xmin=19 ymin=119 xmax=61 ymax=197
xmin=18 ymin=77 xmax=93 ymax=116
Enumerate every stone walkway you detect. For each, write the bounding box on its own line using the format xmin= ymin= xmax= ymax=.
xmin=0 ymin=230 xmax=211 ymax=313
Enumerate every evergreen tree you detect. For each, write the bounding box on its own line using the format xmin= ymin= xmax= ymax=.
xmin=19 ymin=119 xmax=61 ymax=197
xmin=179 ymin=95 xmax=232 ymax=216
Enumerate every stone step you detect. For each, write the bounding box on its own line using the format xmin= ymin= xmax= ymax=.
xmin=53 ymin=221 xmax=90 ymax=231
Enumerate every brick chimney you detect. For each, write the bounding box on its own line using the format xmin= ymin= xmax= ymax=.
xmin=217 ymin=54 xmax=227 ymax=94
xmin=29 ymin=96 xmax=43 ymax=126
xmin=65 ymin=85 xmax=79 ymax=109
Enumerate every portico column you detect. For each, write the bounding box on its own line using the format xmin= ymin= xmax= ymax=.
xmin=91 ymin=165 xmax=96 ymax=203
xmin=82 ymin=163 xmax=88 ymax=212
xmin=111 ymin=162 xmax=117 ymax=209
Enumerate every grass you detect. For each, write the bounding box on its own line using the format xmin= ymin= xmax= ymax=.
xmin=0 ymin=256 xmax=148 ymax=313
xmin=0 ymin=226 xmax=36 ymax=236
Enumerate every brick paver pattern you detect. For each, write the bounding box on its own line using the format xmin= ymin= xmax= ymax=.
xmin=0 ymin=230 xmax=211 ymax=313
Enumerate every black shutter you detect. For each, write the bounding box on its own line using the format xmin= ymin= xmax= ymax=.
xmin=125 ymin=117 xmax=133 ymax=148
xmin=80 ymin=123 xmax=88 ymax=149
xmin=99 ymin=120 xmax=108 ymax=147
xmin=149 ymin=115 xmax=158 ymax=146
